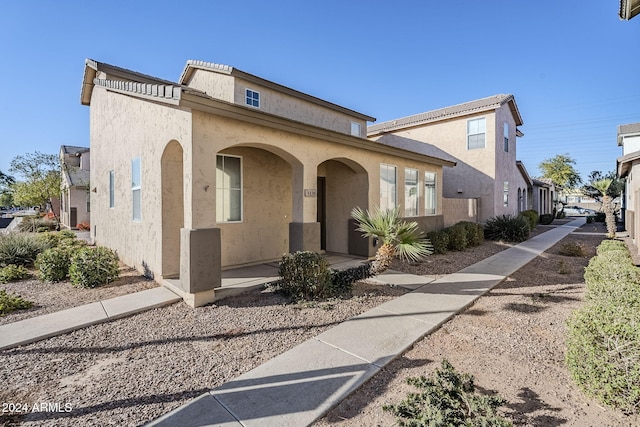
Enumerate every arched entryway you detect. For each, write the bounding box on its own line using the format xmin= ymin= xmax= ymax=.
xmin=161 ymin=140 xmax=184 ymax=278
xmin=317 ymin=158 xmax=368 ymax=254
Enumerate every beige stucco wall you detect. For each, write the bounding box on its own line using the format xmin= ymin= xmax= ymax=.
xmin=184 ymin=69 xmax=235 ymax=103
xmin=60 ymin=186 xmax=90 ymax=228
xmin=494 ymin=105 xmax=527 ymax=217
xmin=442 ymin=198 xmax=479 ymax=227
xmin=89 ymin=85 xmax=193 ymax=276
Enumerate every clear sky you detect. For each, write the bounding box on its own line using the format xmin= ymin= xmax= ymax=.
xmin=1 ymin=1 xmax=638 ymax=183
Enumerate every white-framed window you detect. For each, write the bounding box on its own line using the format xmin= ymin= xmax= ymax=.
xmin=503 ymin=181 xmax=509 ymax=207
xmin=245 ymin=89 xmax=260 ymax=108
xmin=216 ymin=155 xmax=242 ymax=222
xmin=86 ymin=190 xmax=90 ymax=213
xmin=132 ymin=157 xmax=141 ymax=221
xmin=404 ymin=168 xmax=419 ymax=217
xmin=425 ymin=172 xmax=437 ymax=215
xmin=109 ymin=170 xmax=115 ymax=208
xmin=467 ymin=117 xmax=486 ymax=150
xmin=351 ymin=121 xmax=361 ymax=137
xmin=380 ymin=164 xmax=397 ymax=210
xmin=504 ymin=122 xmax=509 ymax=152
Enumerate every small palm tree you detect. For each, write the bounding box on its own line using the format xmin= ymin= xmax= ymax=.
xmin=592 ymin=178 xmax=616 ymax=238
xmin=351 ymin=206 xmax=433 ymax=275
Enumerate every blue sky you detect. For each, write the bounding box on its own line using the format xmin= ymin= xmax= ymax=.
xmin=1 ymin=1 xmax=638 ymax=183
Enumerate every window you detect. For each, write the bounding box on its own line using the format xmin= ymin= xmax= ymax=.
xmin=467 ymin=117 xmax=486 ymax=150
xmin=503 ymin=181 xmax=509 ymax=207
xmin=216 ymin=155 xmax=242 ymax=222
xmin=109 ymin=170 xmax=115 ymax=208
xmin=380 ymin=164 xmax=397 ymax=210
xmin=245 ymin=89 xmax=260 ymax=108
xmin=132 ymin=157 xmax=141 ymax=221
xmin=504 ymin=122 xmax=509 ymax=152
xmin=425 ymin=172 xmax=437 ymax=215
xmin=404 ymin=168 xmax=419 ymax=216
xmin=351 ymin=122 xmax=361 ymax=137
xmin=86 ymin=190 xmax=90 ymax=213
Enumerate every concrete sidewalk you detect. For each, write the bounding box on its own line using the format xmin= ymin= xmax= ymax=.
xmin=147 ymin=217 xmax=586 ymax=427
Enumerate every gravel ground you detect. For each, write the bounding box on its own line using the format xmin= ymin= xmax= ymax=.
xmin=3 ymin=219 xmax=632 ymax=426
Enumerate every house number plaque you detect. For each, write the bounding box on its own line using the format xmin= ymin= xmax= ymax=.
xmin=304 ymin=189 xmax=317 ymax=197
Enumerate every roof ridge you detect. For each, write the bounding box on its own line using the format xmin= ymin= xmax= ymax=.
xmin=93 ymin=78 xmax=182 ymax=100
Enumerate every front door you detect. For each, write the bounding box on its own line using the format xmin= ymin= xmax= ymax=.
xmin=317 ymin=177 xmax=326 ymax=250
xmin=70 ymin=207 xmax=77 ymax=228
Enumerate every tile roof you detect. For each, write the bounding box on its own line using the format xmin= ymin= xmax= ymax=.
xmin=618 ymin=122 xmax=640 ymax=135
xmin=368 ymin=94 xmax=522 ymax=135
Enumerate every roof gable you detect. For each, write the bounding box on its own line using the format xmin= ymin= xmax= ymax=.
xmin=368 ymin=94 xmax=523 ymax=136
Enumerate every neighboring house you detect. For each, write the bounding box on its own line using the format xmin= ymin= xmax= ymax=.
xmin=620 ymin=0 xmax=640 ymax=20
xmin=81 ymin=59 xmax=455 ymax=307
xmin=368 ymin=94 xmax=527 ymax=222
xmin=531 ymin=178 xmax=557 ymax=215
xmin=617 ymin=122 xmax=640 ymax=248
xmin=60 ymin=145 xmax=90 ymax=229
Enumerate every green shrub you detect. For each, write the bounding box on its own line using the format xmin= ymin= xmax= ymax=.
xmin=539 ymin=213 xmax=554 ymax=225
xmin=566 ymin=303 xmax=640 ymax=413
xmin=458 ymin=221 xmax=484 ymax=247
xmin=426 ymin=230 xmax=449 ymax=254
xmin=383 ymin=359 xmax=512 ymax=426
xmin=18 ymin=217 xmax=57 ymax=233
xmin=558 ymin=241 xmax=587 ymax=257
xmin=0 ymin=264 xmax=31 ymax=284
xmin=445 ymin=223 xmax=468 ymax=251
xmin=0 ymin=290 xmax=33 ymax=315
xmin=57 ymin=230 xmax=77 ymax=240
xmin=584 ymin=252 xmax=640 ymax=306
xmin=277 ymin=251 xmax=331 ymax=301
xmin=37 ymin=231 xmax=62 ymax=249
xmin=69 ymin=246 xmax=119 ymax=288
xmin=36 ymin=247 xmax=74 ymax=283
xmin=328 ymin=264 xmax=373 ymax=297
xmin=0 ymin=233 xmax=47 ymax=267
xmin=521 ymin=209 xmax=539 ymax=230
xmin=596 ymin=239 xmax=627 ymax=255
xmin=484 ymin=214 xmax=530 ymax=242
xmin=594 ymin=212 xmax=606 ymax=223
xmin=586 ymin=215 xmax=595 ymax=223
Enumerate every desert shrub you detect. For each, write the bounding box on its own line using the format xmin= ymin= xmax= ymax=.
xmin=458 ymin=221 xmax=484 ymax=247
xmin=558 ymin=241 xmax=587 ymax=257
xmin=77 ymin=222 xmax=90 ymax=231
xmin=0 ymin=290 xmax=33 ymax=316
xmin=0 ymin=233 xmax=47 ymax=267
xmin=277 ymin=251 xmax=332 ymax=301
xmin=328 ymin=264 xmax=373 ymax=297
xmin=584 ymin=251 xmax=640 ymax=305
xmin=57 ymin=230 xmax=77 ymax=240
xmin=445 ymin=223 xmax=468 ymax=251
xmin=539 ymin=213 xmax=554 ymax=225
xmin=0 ymin=264 xmax=31 ymax=284
xmin=18 ymin=217 xmax=57 ymax=233
xmin=69 ymin=246 xmax=119 ymax=288
xmin=484 ymin=214 xmax=530 ymax=242
xmin=37 ymin=231 xmax=62 ymax=249
xmin=36 ymin=247 xmax=74 ymax=283
xmin=594 ymin=212 xmax=606 ymax=223
xmin=596 ymin=239 xmax=627 ymax=255
xmin=521 ymin=209 xmax=539 ymax=230
xmin=383 ymin=359 xmax=512 ymax=426
xmin=566 ymin=303 xmax=640 ymax=413
xmin=426 ymin=230 xmax=449 ymax=254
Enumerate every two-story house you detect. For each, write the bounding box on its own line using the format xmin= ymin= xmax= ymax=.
xmin=60 ymin=145 xmax=90 ymax=229
xmin=368 ymin=94 xmax=528 ymax=222
xmin=81 ymin=59 xmax=455 ymax=307
xmin=617 ymin=122 xmax=640 ymax=248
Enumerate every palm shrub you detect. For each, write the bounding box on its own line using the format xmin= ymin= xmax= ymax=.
xmin=484 ymin=214 xmax=530 ymax=242
xmin=426 ymin=230 xmax=449 ymax=254
xmin=0 ymin=233 xmax=47 ymax=267
xmin=69 ymin=246 xmax=119 ymax=288
xmin=0 ymin=264 xmax=31 ymax=284
xmin=383 ymin=359 xmax=512 ymax=426
xmin=351 ymin=206 xmax=432 ymax=275
xmin=520 ymin=209 xmax=539 ymax=230
xmin=592 ymin=179 xmax=616 ymax=238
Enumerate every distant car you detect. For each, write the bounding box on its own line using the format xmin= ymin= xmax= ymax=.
xmin=563 ymin=206 xmax=585 ymax=216
xmin=582 ymin=208 xmax=597 ymax=215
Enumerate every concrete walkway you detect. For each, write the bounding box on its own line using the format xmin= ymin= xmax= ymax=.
xmin=146 ymin=217 xmax=586 ymax=427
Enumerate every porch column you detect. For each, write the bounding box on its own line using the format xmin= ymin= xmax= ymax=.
xmin=289 ymin=164 xmax=320 ymax=253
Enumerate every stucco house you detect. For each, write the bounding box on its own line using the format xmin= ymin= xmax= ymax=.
xmin=368 ymin=94 xmax=528 ymax=222
xmin=617 ymin=122 xmax=640 ymax=249
xmin=81 ymin=59 xmax=455 ymax=306
xmin=60 ymin=145 xmax=90 ymax=229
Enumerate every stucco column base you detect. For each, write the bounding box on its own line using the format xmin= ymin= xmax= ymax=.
xmin=179 ymin=228 xmax=221 ymax=307
xmin=289 ymin=222 xmax=321 ymax=253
